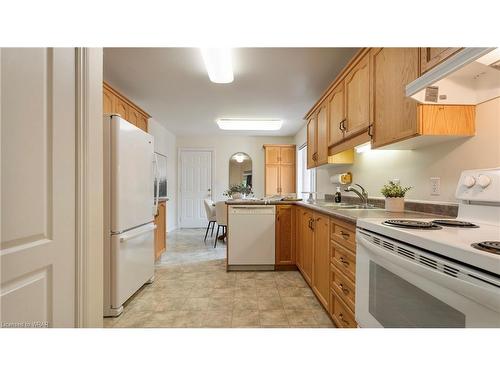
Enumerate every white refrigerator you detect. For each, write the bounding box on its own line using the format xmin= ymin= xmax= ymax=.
xmin=103 ymin=115 xmax=158 ymax=317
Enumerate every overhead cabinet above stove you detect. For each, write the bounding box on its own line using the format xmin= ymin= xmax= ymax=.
xmin=304 ymin=48 xmax=480 ymax=165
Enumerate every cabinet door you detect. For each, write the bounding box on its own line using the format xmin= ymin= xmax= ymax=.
xmin=327 ymin=82 xmax=345 ymax=146
xmin=420 ymin=48 xmax=461 ymax=74
xmin=295 ymin=208 xmax=304 ymax=270
xmin=137 ymin=115 xmax=148 ymax=132
xmin=103 ymin=87 xmax=115 ymax=114
xmin=279 ymin=164 xmax=296 ymax=194
xmin=301 ymin=210 xmax=314 ymax=285
xmin=312 ymin=213 xmax=330 ymax=309
xmin=345 ymin=53 xmax=370 ymax=137
xmin=127 ymin=107 xmax=140 ymax=128
xmin=280 ymin=146 xmax=295 ymax=165
xmin=114 ymin=97 xmax=129 ymax=120
xmin=306 ymin=116 xmax=317 ymax=169
xmin=265 ymin=146 xmax=281 ymax=164
xmin=371 ymin=48 xmax=419 ymax=148
xmin=275 ymin=205 xmax=295 ymax=265
xmin=316 ymin=103 xmax=328 ymax=166
xmin=154 ymin=201 xmax=166 ymax=260
xmin=265 ymin=164 xmax=280 ymax=195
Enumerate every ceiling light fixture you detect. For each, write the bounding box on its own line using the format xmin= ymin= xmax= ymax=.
xmin=355 ymin=142 xmax=372 ymax=154
xmin=234 ymin=154 xmax=245 ymax=163
xmin=200 ymin=48 xmax=234 ymax=83
xmin=217 ymin=119 xmax=283 ymax=131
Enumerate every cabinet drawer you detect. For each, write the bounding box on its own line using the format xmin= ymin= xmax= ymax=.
xmin=330 ymin=263 xmax=355 ymax=312
xmin=331 ymin=241 xmax=356 ymax=282
xmin=330 ymin=289 xmax=357 ymax=328
xmin=331 ymin=220 xmax=356 ymax=251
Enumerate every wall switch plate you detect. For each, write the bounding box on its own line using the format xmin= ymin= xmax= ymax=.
xmin=430 ymin=177 xmax=441 ymax=195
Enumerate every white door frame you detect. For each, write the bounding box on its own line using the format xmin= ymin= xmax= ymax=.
xmin=75 ymin=48 xmax=104 ymax=327
xmin=177 ymin=147 xmax=215 ymax=228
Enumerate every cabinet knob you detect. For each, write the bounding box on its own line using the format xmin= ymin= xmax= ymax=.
xmin=340 ymin=257 xmax=349 ymax=266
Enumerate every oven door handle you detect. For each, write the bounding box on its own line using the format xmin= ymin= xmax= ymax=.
xmin=357 ymin=234 xmax=500 ymax=313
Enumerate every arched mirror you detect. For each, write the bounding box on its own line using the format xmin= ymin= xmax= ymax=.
xmin=228 ymin=153 xmax=253 ymax=197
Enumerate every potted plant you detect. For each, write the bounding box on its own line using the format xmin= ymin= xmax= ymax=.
xmin=223 ymin=183 xmax=253 ymax=199
xmin=380 ymin=181 xmax=412 ymax=212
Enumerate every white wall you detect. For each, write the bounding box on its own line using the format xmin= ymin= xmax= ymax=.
xmin=311 ymin=98 xmax=500 ymax=203
xmin=148 ymin=119 xmax=178 ymax=232
xmin=177 ymin=135 xmax=295 ymax=201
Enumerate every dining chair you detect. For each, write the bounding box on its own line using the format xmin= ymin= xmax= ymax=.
xmin=214 ymin=201 xmax=228 ymax=248
xmin=203 ymin=198 xmax=216 ymax=241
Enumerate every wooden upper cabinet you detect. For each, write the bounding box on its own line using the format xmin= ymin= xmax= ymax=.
xmin=420 ymin=48 xmax=461 ymax=75
xmin=114 ymin=97 xmax=129 ymax=120
xmin=264 ymin=145 xmax=296 ymax=195
xmin=103 ymin=87 xmax=114 ymax=114
xmin=280 ymin=146 xmax=295 ymax=165
xmin=306 ymin=115 xmax=317 ymax=169
xmin=265 ymin=164 xmax=280 ymax=195
xmin=312 ymin=213 xmax=330 ymax=309
xmin=265 ymin=146 xmax=281 ymax=164
xmin=371 ymin=48 xmax=420 ymax=148
xmin=344 ymin=52 xmax=370 ymax=138
xmin=327 ymin=82 xmax=345 ymax=147
xmin=137 ymin=115 xmax=148 ymax=132
xmin=275 ymin=205 xmax=295 ymax=266
xmin=103 ymin=82 xmax=150 ymax=132
xmin=316 ymin=103 xmax=328 ymax=166
xmin=418 ymin=104 xmax=475 ymax=136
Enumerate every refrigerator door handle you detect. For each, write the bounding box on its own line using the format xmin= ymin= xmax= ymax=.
xmin=119 ymin=224 xmax=157 ymax=242
xmin=153 ymin=153 xmax=160 ymax=215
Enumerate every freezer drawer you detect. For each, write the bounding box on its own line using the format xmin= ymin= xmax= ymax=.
xmin=111 ymin=223 xmax=155 ymax=308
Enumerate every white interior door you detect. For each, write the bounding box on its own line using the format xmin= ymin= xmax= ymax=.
xmin=1 ymin=48 xmax=76 ymax=327
xmin=179 ymin=150 xmax=212 ymax=228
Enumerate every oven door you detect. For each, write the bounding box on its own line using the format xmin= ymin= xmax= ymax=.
xmin=356 ymin=228 xmax=500 ymax=328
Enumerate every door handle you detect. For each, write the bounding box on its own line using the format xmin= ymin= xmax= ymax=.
xmin=119 ymin=224 xmax=157 ymax=242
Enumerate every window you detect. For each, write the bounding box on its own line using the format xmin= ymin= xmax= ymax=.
xmin=297 ymin=144 xmax=316 ymax=199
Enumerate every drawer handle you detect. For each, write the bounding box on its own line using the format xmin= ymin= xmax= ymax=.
xmin=339 ymin=283 xmax=349 ymax=294
xmin=340 ymin=257 xmax=350 ymax=266
xmin=340 ymin=230 xmax=350 ymax=238
xmin=339 ymin=313 xmax=350 ymax=325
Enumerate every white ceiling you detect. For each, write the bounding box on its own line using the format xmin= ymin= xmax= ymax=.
xmin=103 ymin=48 xmax=358 ymax=136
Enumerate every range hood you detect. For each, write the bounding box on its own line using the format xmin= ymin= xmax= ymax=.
xmin=406 ymin=48 xmax=500 ymax=105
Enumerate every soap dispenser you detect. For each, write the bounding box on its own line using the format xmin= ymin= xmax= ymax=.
xmin=334 ymin=186 xmax=342 ymax=203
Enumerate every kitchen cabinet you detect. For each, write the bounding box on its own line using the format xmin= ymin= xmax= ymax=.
xmin=311 ymin=212 xmax=330 ymax=309
xmin=420 ymin=47 xmax=461 ymax=74
xmin=154 ymin=201 xmax=167 ymax=260
xmin=316 ymin=103 xmax=329 ymax=165
xmin=297 ymin=208 xmax=314 ymax=285
xmin=103 ymin=82 xmax=150 ymax=132
xmin=344 ymin=52 xmax=371 ymax=138
xmin=263 ymin=145 xmax=296 ymax=195
xmin=370 ymin=48 xmax=419 ymax=148
xmin=327 ymin=82 xmax=345 ymax=147
xmin=306 ymin=116 xmax=317 ymax=169
xmin=275 ymin=205 xmax=295 ymax=267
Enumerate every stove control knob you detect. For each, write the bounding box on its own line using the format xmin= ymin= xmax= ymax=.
xmin=463 ymin=175 xmax=476 ymax=188
xmin=477 ymin=174 xmax=491 ymax=188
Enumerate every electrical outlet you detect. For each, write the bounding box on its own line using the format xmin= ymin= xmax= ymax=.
xmin=430 ymin=177 xmax=441 ymax=195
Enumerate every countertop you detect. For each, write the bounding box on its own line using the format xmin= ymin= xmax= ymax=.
xmin=225 ymin=199 xmax=452 ymax=225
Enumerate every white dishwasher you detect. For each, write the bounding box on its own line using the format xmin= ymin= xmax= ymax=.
xmin=227 ymin=205 xmax=276 ymax=271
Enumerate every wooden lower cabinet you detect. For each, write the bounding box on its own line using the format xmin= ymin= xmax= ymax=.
xmin=154 ymin=201 xmax=166 ymax=260
xmin=311 ymin=213 xmax=330 ymax=309
xmin=330 ymin=288 xmax=357 ymax=328
xmin=275 ymin=205 xmax=295 ymax=266
xmin=297 ymin=208 xmax=314 ymax=285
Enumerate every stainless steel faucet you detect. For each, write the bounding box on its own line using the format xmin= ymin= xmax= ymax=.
xmin=345 ymin=184 xmax=369 ymax=207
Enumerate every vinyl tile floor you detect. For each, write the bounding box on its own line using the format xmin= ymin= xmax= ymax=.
xmin=104 ymin=228 xmax=334 ymax=328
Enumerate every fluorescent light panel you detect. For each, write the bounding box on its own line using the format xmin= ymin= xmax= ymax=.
xmin=200 ymin=48 xmax=233 ymax=83
xmin=217 ymin=119 xmax=283 ymax=131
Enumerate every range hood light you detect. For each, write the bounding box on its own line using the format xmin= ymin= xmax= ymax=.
xmin=217 ymin=119 xmax=283 ymax=131
xmin=200 ymin=48 xmax=234 ymax=83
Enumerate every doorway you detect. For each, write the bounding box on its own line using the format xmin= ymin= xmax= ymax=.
xmin=178 ymin=149 xmax=214 ymax=228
